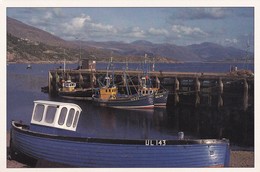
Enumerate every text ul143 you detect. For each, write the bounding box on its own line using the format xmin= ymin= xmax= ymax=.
xmin=145 ymin=140 xmax=166 ymax=146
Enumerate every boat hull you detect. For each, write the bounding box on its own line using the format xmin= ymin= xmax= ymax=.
xmin=10 ymin=122 xmax=230 ymax=167
xmin=92 ymin=94 xmax=154 ymax=109
xmin=154 ymin=90 xmax=169 ymax=106
xmin=58 ymin=88 xmax=93 ymax=100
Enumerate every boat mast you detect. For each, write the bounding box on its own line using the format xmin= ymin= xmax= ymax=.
xmin=105 ymin=56 xmax=114 ymax=88
xmin=124 ymin=58 xmax=130 ymax=96
xmin=243 ymin=39 xmax=250 ymax=70
xmin=111 ymin=57 xmax=115 ymax=87
xmin=63 ymin=49 xmax=66 ymax=78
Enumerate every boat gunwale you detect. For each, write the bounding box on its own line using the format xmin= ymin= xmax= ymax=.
xmin=92 ymin=94 xmax=153 ymax=102
xmin=11 ymin=121 xmax=229 ymax=146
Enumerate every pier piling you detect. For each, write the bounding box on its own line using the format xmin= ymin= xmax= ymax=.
xmin=195 ymin=77 xmax=200 ymax=107
xmin=218 ymin=78 xmax=224 ymax=108
xmin=47 ymin=68 xmax=253 ymax=109
xmin=174 ymin=77 xmax=180 ymax=105
xmin=243 ymin=79 xmax=249 ymax=111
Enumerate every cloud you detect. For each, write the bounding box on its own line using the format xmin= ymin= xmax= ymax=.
xmin=71 ymin=14 xmax=91 ymax=29
xmin=60 ymin=14 xmax=92 ymax=36
xmin=224 ymin=38 xmax=239 ymax=45
xmin=42 ymin=8 xmax=64 ymax=20
xmin=44 ymin=11 xmax=53 ymax=20
xmin=89 ymin=22 xmax=117 ymax=33
xmin=52 ymin=8 xmax=64 ymax=17
xmin=148 ymin=28 xmax=169 ymax=36
xmin=124 ymin=27 xmax=146 ymax=38
xmin=171 ymin=25 xmax=208 ymax=38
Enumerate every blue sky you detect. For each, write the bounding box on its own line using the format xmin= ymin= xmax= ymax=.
xmin=7 ymin=7 xmax=254 ymax=51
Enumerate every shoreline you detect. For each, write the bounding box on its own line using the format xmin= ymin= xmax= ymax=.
xmin=6 ymin=132 xmax=254 ymax=168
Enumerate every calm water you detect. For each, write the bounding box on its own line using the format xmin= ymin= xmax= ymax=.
xmin=7 ymin=62 xmax=254 ymax=146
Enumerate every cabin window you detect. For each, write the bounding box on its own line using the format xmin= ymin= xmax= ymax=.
xmin=66 ymin=108 xmax=75 ymax=127
xmin=33 ymin=104 xmax=44 ymax=122
xmin=45 ymin=106 xmax=57 ymax=123
xmin=58 ymin=107 xmax=67 ymax=125
xmin=73 ymin=111 xmax=80 ymax=128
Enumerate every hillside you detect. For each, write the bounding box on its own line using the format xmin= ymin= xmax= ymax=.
xmin=7 ymin=17 xmax=70 ymax=47
xmin=7 ymin=17 xmax=253 ymax=63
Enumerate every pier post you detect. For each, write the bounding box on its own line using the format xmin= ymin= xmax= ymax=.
xmin=174 ymin=77 xmax=179 ymax=105
xmin=195 ymin=77 xmax=200 ymax=107
xmin=48 ymin=71 xmax=53 ymax=94
xmin=79 ymin=73 xmax=84 ymax=87
xmin=243 ymin=79 xmax=248 ymax=111
xmin=55 ymin=72 xmax=60 ymax=92
xmin=218 ymin=78 xmax=223 ymax=108
xmin=91 ymin=72 xmax=96 ymax=89
xmin=156 ymin=76 xmax=160 ymax=88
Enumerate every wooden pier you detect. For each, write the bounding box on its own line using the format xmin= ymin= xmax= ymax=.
xmin=48 ymin=68 xmax=254 ymax=111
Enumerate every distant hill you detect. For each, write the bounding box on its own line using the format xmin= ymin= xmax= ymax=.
xmin=7 ymin=17 xmax=253 ymax=63
xmin=7 ymin=17 xmax=70 ymax=47
xmin=186 ymin=42 xmax=251 ymax=61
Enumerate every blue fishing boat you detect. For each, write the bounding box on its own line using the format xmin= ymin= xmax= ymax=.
xmin=9 ymin=100 xmax=230 ymax=167
xmin=138 ymin=76 xmax=169 ymax=106
xmin=92 ymin=57 xmax=154 ymax=109
xmin=92 ymin=77 xmax=154 ymax=109
xmin=138 ymin=54 xmax=169 ymax=106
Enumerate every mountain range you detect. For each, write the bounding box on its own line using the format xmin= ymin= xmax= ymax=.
xmin=7 ymin=17 xmax=253 ymax=63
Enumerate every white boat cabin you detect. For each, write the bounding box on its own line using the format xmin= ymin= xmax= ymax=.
xmin=30 ymin=100 xmax=82 ymax=131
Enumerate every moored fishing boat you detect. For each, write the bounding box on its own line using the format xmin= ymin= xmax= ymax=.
xmin=137 ymin=54 xmax=169 ymax=106
xmin=92 ymin=57 xmax=154 ymax=109
xmin=92 ymin=77 xmax=154 ymax=109
xmin=138 ymin=76 xmax=169 ymax=106
xmin=58 ymin=80 xmax=93 ymax=100
xmin=9 ymin=100 xmax=230 ymax=167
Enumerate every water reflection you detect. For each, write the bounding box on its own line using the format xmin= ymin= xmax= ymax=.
xmin=74 ymin=101 xmax=167 ymax=140
xmin=166 ymin=105 xmax=254 ymax=146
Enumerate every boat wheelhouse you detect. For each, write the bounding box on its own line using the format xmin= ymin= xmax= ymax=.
xmin=30 ymin=100 xmax=81 ymax=131
xmin=60 ymin=80 xmax=76 ymax=92
xmin=58 ymin=80 xmax=93 ymax=100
